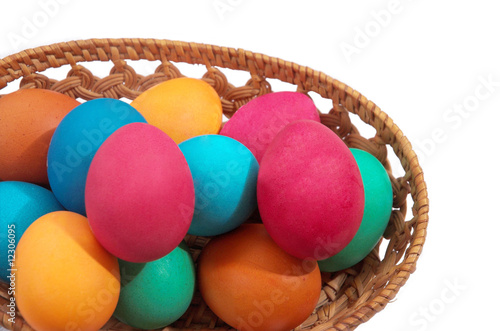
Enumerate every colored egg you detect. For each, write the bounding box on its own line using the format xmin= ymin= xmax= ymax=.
xmin=179 ymin=135 xmax=259 ymax=236
xmin=0 ymin=89 xmax=79 ymax=185
xmin=15 ymin=211 xmax=120 ymax=331
xmin=47 ymin=98 xmax=147 ymax=215
xmin=220 ymin=91 xmax=320 ymax=163
xmin=130 ymin=77 xmax=222 ymax=143
xmin=198 ymin=224 xmax=321 ymax=331
xmin=318 ymin=148 xmax=393 ymax=272
xmin=257 ymin=120 xmax=364 ymax=260
xmin=85 ymin=122 xmax=194 ymax=263
xmin=113 ymin=241 xmax=195 ymax=329
xmin=0 ymin=181 xmax=64 ymax=282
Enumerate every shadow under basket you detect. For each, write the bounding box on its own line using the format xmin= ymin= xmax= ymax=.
xmin=0 ymin=38 xmax=429 ymax=331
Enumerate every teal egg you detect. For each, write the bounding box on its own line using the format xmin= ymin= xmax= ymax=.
xmin=113 ymin=241 xmax=196 ymax=329
xmin=318 ymin=148 xmax=393 ymax=272
xmin=0 ymin=181 xmax=64 ymax=281
xmin=179 ymin=134 xmax=259 ymax=236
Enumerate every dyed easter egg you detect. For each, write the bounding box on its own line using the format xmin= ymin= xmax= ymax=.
xmin=257 ymin=120 xmax=364 ymax=260
xmin=47 ymin=98 xmax=146 ymax=215
xmin=318 ymin=148 xmax=393 ymax=272
xmin=220 ymin=91 xmax=320 ymax=162
xmin=130 ymin=77 xmax=222 ymax=143
xmin=0 ymin=181 xmax=64 ymax=282
xmin=198 ymin=224 xmax=321 ymax=331
xmin=113 ymin=241 xmax=195 ymax=329
xmin=0 ymin=89 xmax=79 ymax=185
xmin=179 ymin=135 xmax=259 ymax=236
xmin=15 ymin=211 xmax=120 ymax=331
xmin=85 ymin=122 xmax=194 ymax=263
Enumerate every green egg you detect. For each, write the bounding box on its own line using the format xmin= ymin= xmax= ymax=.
xmin=318 ymin=148 xmax=393 ymax=272
xmin=113 ymin=241 xmax=195 ymax=329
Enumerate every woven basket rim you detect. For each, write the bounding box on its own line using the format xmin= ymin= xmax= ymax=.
xmin=0 ymin=38 xmax=429 ymax=331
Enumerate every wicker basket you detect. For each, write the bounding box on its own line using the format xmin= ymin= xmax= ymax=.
xmin=0 ymin=38 xmax=428 ymax=331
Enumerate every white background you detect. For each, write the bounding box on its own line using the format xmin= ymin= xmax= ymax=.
xmin=1 ymin=0 xmax=498 ymax=330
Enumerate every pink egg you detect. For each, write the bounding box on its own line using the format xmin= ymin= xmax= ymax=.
xmin=85 ymin=123 xmax=194 ymax=263
xmin=220 ymin=91 xmax=320 ymax=163
xmin=257 ymin=120 xmax=364 ymax=260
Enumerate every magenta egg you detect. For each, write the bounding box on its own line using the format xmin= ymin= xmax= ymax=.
xmin=220 ymin=91 xmax=320 ymax=163
xmin=257 ymin=120 xmax=364 ymax=260
xmin=85 ymin=122 xmax=194 ymax=263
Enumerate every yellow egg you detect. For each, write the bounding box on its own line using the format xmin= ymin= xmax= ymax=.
xmin=131 ymin=77 xmax=222 ymax=143
xmin=14 ymin=211 xmax=120 ymax=331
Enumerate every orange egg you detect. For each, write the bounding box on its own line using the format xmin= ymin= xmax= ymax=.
xmin=198 ymin=224 xmax=321 ymax=331
xmin=130 ymin=77 xmax=222 ymax=143
xmin=14 ymin=211 xmax=120 ymax=331
xmin=0 ymin=89 xmax=79 ymax=185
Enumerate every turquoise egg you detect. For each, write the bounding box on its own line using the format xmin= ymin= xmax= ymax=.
xmin=47 ymin=98 xmax=146 ymax=215
xmin=0 ymin=181 xmax=64 ymax=281
xmin=179 ymin=134 xmax=259 ymax=236
xmin=113 ymin=241 xmax=195 ymax=329
xmin=318 ymin=148 xmax=393 ymax=272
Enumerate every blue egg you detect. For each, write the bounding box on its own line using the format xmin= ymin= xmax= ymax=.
xmin=0 ymin=181 xmax=64 ymax=282
xmin=47 ymin=98 xmax=147 ymax=215
xmin=179 ymin=135 xmax=259 ymax=236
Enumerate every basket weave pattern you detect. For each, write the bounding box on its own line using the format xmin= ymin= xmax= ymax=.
xmin=0 ymin=38 xmax=428 ymax=331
